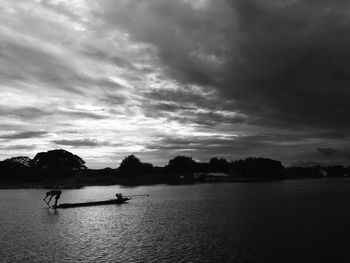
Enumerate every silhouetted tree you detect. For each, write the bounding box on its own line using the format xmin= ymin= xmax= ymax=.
xmin=166 ymin=156 xmax=197 ymax=173
xmin=324 ymin=165 xmax=346 ymax=177
xmin=0 ymin=156 xmax=33 ymax=182
xmin=31 ymin=149 xmax=86 ymax=179
xmin=232 ymin=157 xmax=285 ymax=178
xmin=4 ymin=149 xmax=348 ymax=185
xmin=285 ymin=165 xmax=322 ymax=178
xmin=196 ymin=162 xmax=210 ymax=173
xmin=3 ymin=156 xmax=32 ymax=167
xmin=118 ymin=155 xmax=154 ymax=175
xmin=209 ymin=157 xmax=230 ymax=172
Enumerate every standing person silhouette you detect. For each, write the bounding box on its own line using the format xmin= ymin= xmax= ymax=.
xmin=44 ymin=190 xmax=62 ymax=207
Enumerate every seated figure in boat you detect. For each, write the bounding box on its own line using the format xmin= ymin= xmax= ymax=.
xmin=116 ymin=193 xmax=123 ymax=201
xmin=44 ymin=190 xmax=62 ymax=207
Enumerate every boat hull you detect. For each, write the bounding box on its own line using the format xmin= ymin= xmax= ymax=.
xmin=53 ymin=197 xmax=130 ymax=209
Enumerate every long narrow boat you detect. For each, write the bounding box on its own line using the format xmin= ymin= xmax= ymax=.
xmin=53 ymin=197 xmax=131 ymax=209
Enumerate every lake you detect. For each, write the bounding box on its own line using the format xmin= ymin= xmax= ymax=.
xmin=1 ymin=179 xmax=350 ymax=262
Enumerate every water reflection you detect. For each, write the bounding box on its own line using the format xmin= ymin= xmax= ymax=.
xmin=44 ymin=208 xmax=59 ymax=216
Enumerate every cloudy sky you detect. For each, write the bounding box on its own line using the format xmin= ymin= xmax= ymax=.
xmin=1 ymin=0 xmax=350 ymax=168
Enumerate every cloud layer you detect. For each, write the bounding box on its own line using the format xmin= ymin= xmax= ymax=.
xmin=1 ymin=0 xmax=350 ymax=167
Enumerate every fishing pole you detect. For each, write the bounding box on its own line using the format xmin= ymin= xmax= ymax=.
xmin=124 ymin=194 xmax=150 ymax=197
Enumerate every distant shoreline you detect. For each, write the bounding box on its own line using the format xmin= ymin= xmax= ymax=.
xmin=3 ymin=151 xmax=349 ymax=190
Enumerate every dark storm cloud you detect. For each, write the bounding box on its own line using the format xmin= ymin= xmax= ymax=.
xmin=222 ymin=0 xmax=350 ymax=130
xmin=53 ymin=139 xmax=106 ymax=147
xmin=309 ymin=130 xmax=350 ymax=140
xmin=100 ymin=0 xmax=231 ymax=86
xmin=0 ymin=131 xmax=47 ymax=140
xmin=317 ymin=147 xmax=338 ymax=158
xmin=100 ymin=0 xmax=350 ymax=131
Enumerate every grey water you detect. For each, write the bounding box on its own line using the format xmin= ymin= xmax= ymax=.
xmin=1 ymin=179 xmax=350 ymax=263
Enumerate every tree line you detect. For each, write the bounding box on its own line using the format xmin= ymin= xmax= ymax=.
xmin=0 ymin=149 xmax=349 ymax=185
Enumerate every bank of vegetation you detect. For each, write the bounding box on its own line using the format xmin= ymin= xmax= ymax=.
xmin=0 ymin=149 xmax=349 ymax=188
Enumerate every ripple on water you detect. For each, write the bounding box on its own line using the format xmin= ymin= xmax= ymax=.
xmin=2 ymin=180 xmax=350 ymax=262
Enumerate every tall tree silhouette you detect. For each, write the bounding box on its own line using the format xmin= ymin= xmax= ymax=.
xmin=118 ymin=155 xmax=153 ymax=175
xmin=166 ymin=156 xmax=197 ymax=173
xmin=31 ymin=149 xmax=86 ymax=180
xmin=209 ymin=157 xmax=229 ymax=172
xmin=0 ymin=156 xmax=32 ymax=182
xmin=233 ymin=157 xmax=285 ymax=178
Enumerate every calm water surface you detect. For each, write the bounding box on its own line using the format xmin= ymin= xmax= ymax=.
xmin=1 ymin=179 xmax=350 ymax=262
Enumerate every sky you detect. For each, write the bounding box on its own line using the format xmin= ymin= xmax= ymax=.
xmin=1 ymin=0 xmax=350 ymax=168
